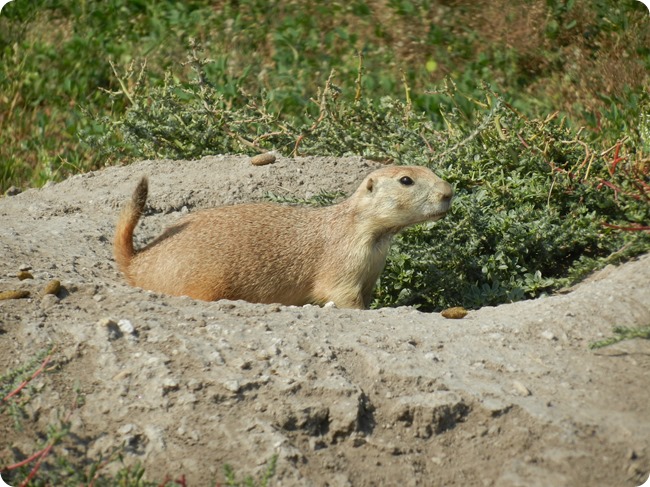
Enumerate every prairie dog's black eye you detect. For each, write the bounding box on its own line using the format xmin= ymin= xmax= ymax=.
xmin=399 ymin=176 xmax=414 ymax=186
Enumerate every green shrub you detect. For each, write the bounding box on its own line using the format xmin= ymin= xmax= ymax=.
xmin=90 ymin=57 xmax=650 ymax=311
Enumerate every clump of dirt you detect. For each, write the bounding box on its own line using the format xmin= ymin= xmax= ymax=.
xmin=1 ymin=155 xmax=649 ymax=486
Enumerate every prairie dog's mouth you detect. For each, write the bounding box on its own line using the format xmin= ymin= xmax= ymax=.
xmin=429 ymin=200 xmax=452 ymax=219
xmin=421 ymin=209 xmax=449 ymax=223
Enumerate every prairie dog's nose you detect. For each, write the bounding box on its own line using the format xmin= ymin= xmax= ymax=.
xmin=439 ymin=181 xmax=454 ymax=202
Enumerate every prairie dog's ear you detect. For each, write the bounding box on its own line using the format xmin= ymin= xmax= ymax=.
xmin=366 ymin=177 xmax=375 ymax=192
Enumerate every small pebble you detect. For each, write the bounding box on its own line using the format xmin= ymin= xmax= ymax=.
xmin=43 ymin=279 xmax=61 ymax=296
xmin=541 ymin=330 xmax=556 ymax=340
xmin=118 ymin=319 xmax=135 ymax=335
xmin=223 ymin=380 xmax=240 ymax=393
xmin=112 ymin=370 xmax=132 ymax=381
xmin=162 ymin=378 xmax=180 ymax=394
xmin=250 ymin=153 xmax=276 ymax=166
xmin=0 ymin=290 xmax=30 ymax=300
xmin=441 ymin=307 xmax=468 ymax=319
xmin=17 ymin=271 xmax=34 ymax=280
xmin=512 ymin=380 xmax=532 ymax=397
xmin=119 ymin=424 xmax=135 ymax=435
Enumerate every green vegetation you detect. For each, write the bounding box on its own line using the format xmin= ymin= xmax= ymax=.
xmin=223 ymin=455 xmax=277 ymax=487
xmin=0 ymin=0 xmax=648 ymax=311
xmin=2 ymin=0 xmax=648 ymax=188
xmin=589 ymin=325 xmax=650 ymax=349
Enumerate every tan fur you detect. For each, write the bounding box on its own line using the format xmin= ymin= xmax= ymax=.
xmin=113 ymin=166 xmax=453 ymax=309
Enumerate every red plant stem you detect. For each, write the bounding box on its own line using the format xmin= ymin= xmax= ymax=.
xmin=4 ymin=446 xmax=49 ymax=471
xmin=2 ymin=352 xmax=53 ymax=402
xmin=19 ymin=442 xmax=55 ymax=487
xmin=516 ymin=132 xmax=530 ymax=148
xmin=609 ymin=142 xmax=623 ymax=175
xmin=597 ymin=179 xmax=644 ymax=201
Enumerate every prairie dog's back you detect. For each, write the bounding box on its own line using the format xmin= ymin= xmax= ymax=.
xmin=129 ymin=203 xmax=331 ymax=304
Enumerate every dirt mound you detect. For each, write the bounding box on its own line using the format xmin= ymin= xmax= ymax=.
xmin=1 ymin=155 xmax=649 ymax=486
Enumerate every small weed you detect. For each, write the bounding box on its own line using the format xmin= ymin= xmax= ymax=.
xmin=1 ymin=352 xmax=190 ymax=487
xmin=1 ymin=347 xmax=55 ymax=430
xmin=223 ymin=454 xmax=278 ymax=487
xmin=589 ymin=325 xmax=650 ymax=350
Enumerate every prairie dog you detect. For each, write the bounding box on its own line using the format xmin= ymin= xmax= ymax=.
xmin=114 ymin=166 xmax=453 ymax=309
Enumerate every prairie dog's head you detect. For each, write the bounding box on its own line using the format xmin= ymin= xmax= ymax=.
xmin=356 ymin=165 xmax=453 ymax=232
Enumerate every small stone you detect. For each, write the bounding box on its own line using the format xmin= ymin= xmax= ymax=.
xmin=441 ymin=307 xmax=468 ymax=319
xmin=0 ymin=290 xmax=30 ymax=300
xmin=627 ymin=461 xmax=644 ymax=477
xmin=256 ymin=350 xmax=272 ymax=361
xmin=17 ymin=271 xmax=34 ymax=280
xmin=512 ymin=380 xmax=532 ymax=397
xmin=236 ymin=359 xmax=253 ymax=370
xmin=112 ymin=370 xmax=132 ymax=381
xmin=43 ymin=279 xmax=61 ymax=296
xmin=118 ymin=423 xmax=135 ymax=435
xmin=250 ymin=152 xmax=276 ymax=166
xmin=431 ymin=455 xmax=445 ymax=465
xmin=223 ymin=380 xmax=240 ymax=393
xmin=351 ymin=436 xmax=366 ymax=447
xmin=5 ymin=186 xmax=21 ymax=196
xmin=209 ymin=351 xmax=225 ymax=365
xmin=487 ymin=424 xmax=501 ymax=436
xmin=99 ymin=318 xmax=122 ymax=340
xmin=541 ymin=330 xmax=556 ymax=341
xmin=19 ymin=264 xmax=31 ymax=271
xmin=162 ymin=378 xmax=180 ymax=395
xmin=93 ymin=294 xmax=105 ymax=302
xmin=323 ymin=301 xmax=337 ymax=308
xmin=118 ymin=319 xmax=135 ymax=335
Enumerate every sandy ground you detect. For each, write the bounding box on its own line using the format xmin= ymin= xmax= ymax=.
xmin=1 ymin=155 xmax=649 ymax=486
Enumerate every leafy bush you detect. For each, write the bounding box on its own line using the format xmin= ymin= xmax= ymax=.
xmin=89 ymin=55 xmax=650 ymax=311
xmin=377 ymin=92 xmax=650 ymax=309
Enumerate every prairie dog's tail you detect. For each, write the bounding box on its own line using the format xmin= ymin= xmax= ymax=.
xmin=114 ymin=177 xmax=148 ymax=280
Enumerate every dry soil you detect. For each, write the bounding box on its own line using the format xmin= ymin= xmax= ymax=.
xmin=0 ymin=155 xmax=649 ymax=486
